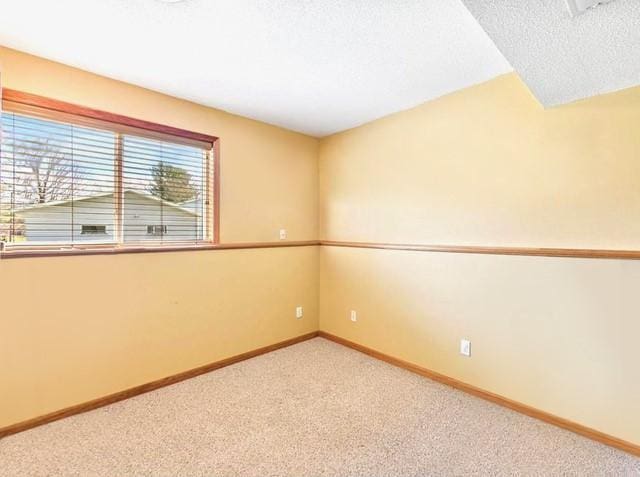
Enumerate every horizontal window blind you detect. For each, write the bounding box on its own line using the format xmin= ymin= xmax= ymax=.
xmin=0 ymin=108 xmax=213 ymax=251
xmin=122 ymin=135 xmax=207 ymax=244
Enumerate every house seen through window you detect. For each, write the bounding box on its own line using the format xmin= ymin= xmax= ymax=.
xmin=0 ymin=108 xmax=214 ymax=251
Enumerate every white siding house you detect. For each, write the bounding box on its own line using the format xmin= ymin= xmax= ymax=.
xmin=16 ymin=190 xmax=203 ymax=244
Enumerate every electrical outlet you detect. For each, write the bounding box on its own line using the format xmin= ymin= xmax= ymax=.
xmin=279 ymin=229 xmax=287 ymax=240
xmin=565 ymin=0 xmax=615 ymax=17
xmin=296 ymin=306 xmax=303 ymax=319
xmin=460 ymin=339 xmax=471 ymax=357
xmin=350 ymin=310 xmax=357 ymax=322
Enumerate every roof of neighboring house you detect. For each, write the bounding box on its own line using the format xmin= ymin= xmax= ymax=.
xmin=14 ymin=190 xmax=200 ymax=216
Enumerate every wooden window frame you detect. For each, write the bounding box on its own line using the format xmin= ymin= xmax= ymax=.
xmin=0 ymin=89 xmax=220 ymax=257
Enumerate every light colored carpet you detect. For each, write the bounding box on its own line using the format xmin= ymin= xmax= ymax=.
xmin=1 ymin=337 xmax=638 ymax=476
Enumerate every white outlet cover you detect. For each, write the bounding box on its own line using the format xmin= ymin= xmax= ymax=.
xmin=350 ymin=310 xmax=357 ymax=322
xmin=296 ymin=306 xmax=303 ymax=319
xmin=565 ymin=0 xmax=615 ymax=17
xmin=279 ymin=229 xmax=287 ymax=240
xmin=460 ymin=339 xmax=471 ymax=357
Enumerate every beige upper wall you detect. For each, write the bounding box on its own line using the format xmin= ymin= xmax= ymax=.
xmin=0 ymin=46 xmax=319 ymax=242
xmin=320 ymin=73 xmax=640 ymax=249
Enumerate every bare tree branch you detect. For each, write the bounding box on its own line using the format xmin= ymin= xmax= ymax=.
xmin=14 ymin=138 xmax=86 ymax=204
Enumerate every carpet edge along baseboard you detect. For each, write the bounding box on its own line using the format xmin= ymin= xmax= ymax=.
xmin=317 ymin=331 xmax=640 ymax=458
xmin=3 ymin=329 xmax=638 ymax=460
xmin=0 ymin=331 xmax=318 ymax=439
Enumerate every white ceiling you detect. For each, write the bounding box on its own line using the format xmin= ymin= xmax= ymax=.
xmin=0 ymin=0 xmax=511 ymax=137
xmin=462 ymin=0 xmax=640 ymax=107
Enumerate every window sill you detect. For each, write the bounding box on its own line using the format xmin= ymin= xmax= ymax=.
xmin=0 ymin=240 xmax=319 ymax=259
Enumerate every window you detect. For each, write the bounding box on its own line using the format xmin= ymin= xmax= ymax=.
xmin=0 ymin=90 xmax=218 ymax=254
xmin=147 ymin=225 xmax=168 ymax=236
xmin=81 ymin=225 xmax=107 ymax=235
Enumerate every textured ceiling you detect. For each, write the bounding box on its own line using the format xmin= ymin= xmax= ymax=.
xmin=0 ymin=0 xmax=511 ymax=137
xmin=462 ymin=0 xmax=640 ymax=107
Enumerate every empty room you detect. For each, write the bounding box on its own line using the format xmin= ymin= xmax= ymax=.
xmin=0 ymin=0 xmax=639 ymax=475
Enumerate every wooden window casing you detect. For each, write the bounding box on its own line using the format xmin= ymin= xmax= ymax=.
xmin=0 ymin=89 xmax=219 ymax=257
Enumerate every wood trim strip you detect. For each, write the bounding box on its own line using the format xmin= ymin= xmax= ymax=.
xmin=0 ymin=332 xmax=319 ymax=439
xmin=317 ymin=331 xmax=640 ymax=457
xmin=2 ymin=89 xmax=217 ymax=146
xmin=0 ymin=240 xmax=320 ymax=260
xmin=8 ymin=239 xmax=640 ymax=260
xmin=321 ymin=240 xmax=640 ymax=260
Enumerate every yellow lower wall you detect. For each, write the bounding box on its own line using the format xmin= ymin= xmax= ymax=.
xmin=1 ymin=246 xmax=318 ymax=428
xmin=319 ymin=246 xmax=640 ymax=444
xmin=319 ymin=73 xmax=640 ymax=445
